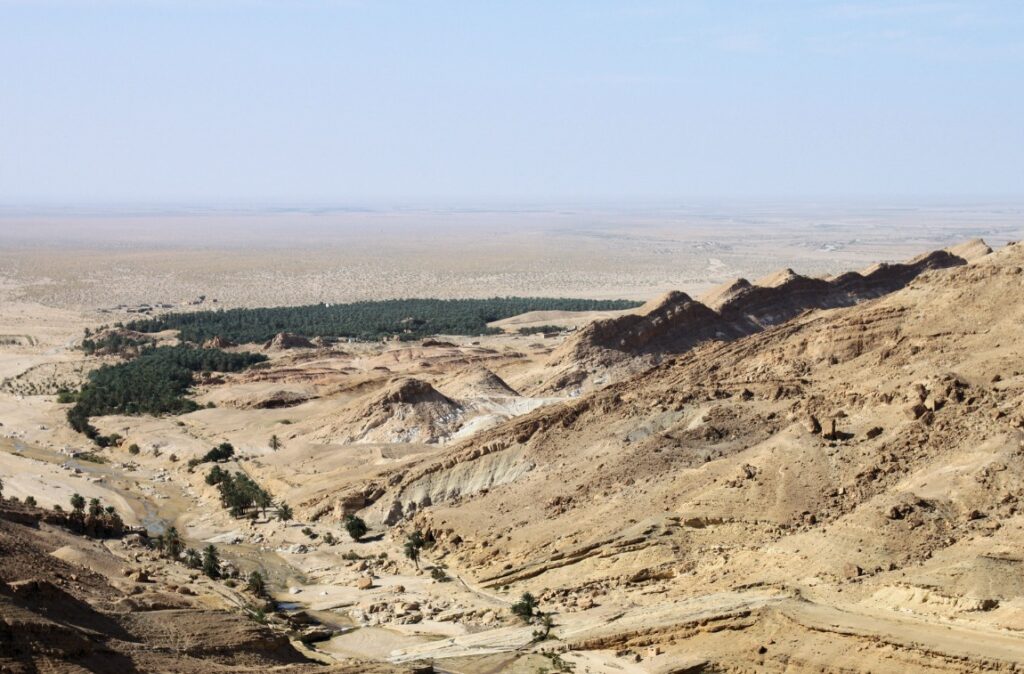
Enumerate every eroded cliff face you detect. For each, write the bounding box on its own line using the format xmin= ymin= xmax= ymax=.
xmin=295 ymin=241 xmax=1024 ymax=671
xmin=541 ymin=243 xmax=986 ymax=393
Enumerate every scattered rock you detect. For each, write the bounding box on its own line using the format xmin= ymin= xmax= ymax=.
xmin=803 ymin=415 xmax=822 ymax=434
xmin=904 ymin=403 xmax=927 ymax=420
xmin=263 ymin=332 xmax=315 ymax=350
xmin=127 ymin=569 xmax=152 ymax=583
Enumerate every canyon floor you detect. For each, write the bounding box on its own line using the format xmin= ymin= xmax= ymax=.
xmin=2 ymin=209 xmax=1024 ymax=672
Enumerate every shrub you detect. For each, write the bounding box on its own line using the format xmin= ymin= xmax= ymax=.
xmin=78 ymin=452 xmax=106 ymax=464
xmin=344 ymin=514 xmax=368 ymax=541
xmin=511 ymin=592 xmax=538 ymax=621
xmin=531 ymin=613 xmax=555 ymax=642
xmin=198 ymin=442 xmax=235 ymax=464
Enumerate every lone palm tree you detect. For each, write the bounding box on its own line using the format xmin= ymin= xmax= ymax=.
xmin=164 ymin=527 xmax=184 ymax=559
xmin=277 ymin=502 xmax=293 ymax=522
xmin=202 ymin=544 xmax=220 ymax=579
xmin=247 ymin=570 xmax=266 ymax=596
xmin=404 ymin=532 xmax=425 ymax=570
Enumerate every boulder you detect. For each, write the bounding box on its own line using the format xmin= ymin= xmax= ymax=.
xmin=263 ymin=332 xmax=315 ymax=350
xmin=904 ymin=403 xmax=927 ymax=420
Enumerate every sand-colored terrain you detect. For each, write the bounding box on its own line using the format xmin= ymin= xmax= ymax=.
xmin=3 ymin=212 xmax=1024 ymax=672
xmin=1 ymin=205 xmax=1019 ymax=311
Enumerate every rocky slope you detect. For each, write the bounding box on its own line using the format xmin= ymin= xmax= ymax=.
xmin=316 ymin=240 xmax=1024 ymax=671
xmin=317 ymin=377 xmax=464 ymax=444
xmin=542 ymin=240 xmax=991 ymax=392
xmin=0 ymin=505 xmax=402 ymax=674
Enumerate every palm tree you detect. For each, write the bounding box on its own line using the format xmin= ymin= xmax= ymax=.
xmin=164 ymin=526 xmax=184 ymax=559
xmin=269 ymin=435 xmax=281 ymax=451
xmin=70 ymin=493 xmax=85 ymax=512
xmin=88 ymin=497 xmax=103 ymax=517
xmin=184 ymin=548 xmax=202 ymax=569
xmin=404 ymin=532 xmax=425 ymax=570
xmin=202 ymin=544 xmax=220 ymax=579
xmin=246 ymin=570 xmax=266 ymax=596
xmin=277 ymin=502 xmax=293 ymax=522
xmin=254 ymin=490 xmax=273 ymax=519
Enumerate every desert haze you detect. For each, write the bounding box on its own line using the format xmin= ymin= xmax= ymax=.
xmin=2 ymin=205 xmax=1024 ymax=673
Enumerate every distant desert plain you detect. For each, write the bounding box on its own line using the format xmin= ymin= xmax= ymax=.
xmin=2 ymin=203 xmax=1020 ymax=310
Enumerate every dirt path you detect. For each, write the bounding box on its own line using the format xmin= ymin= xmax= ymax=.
xmin=782 ymin=598 xmax=1024 ymax=666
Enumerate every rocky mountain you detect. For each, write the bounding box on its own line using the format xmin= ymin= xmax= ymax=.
xmin=543 ymin=240 xmax=992 ymax=392
xmin=308 ymin=239 xmax=1024 ymax=671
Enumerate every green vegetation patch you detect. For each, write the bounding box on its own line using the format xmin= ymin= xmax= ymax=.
xmin=81 ymin=331 xmax=154 ymax=356
xmin=125 ymin=297 xmax=642 ymax=343
xmin=517 ymin=324 xmax=566 ymax=335
xmin=67 ymin=345 xmax=266 ymax=445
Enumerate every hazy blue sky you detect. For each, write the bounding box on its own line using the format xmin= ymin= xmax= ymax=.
xmin=1 ymin=1 xmax=1022 ymax=203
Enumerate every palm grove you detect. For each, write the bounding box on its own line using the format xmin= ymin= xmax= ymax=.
xmin=125 ymin=297 xmax=642 ymax=343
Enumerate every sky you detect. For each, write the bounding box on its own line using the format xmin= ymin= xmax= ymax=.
xmin=1 ymin=1 xmax=1022 ymax=204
